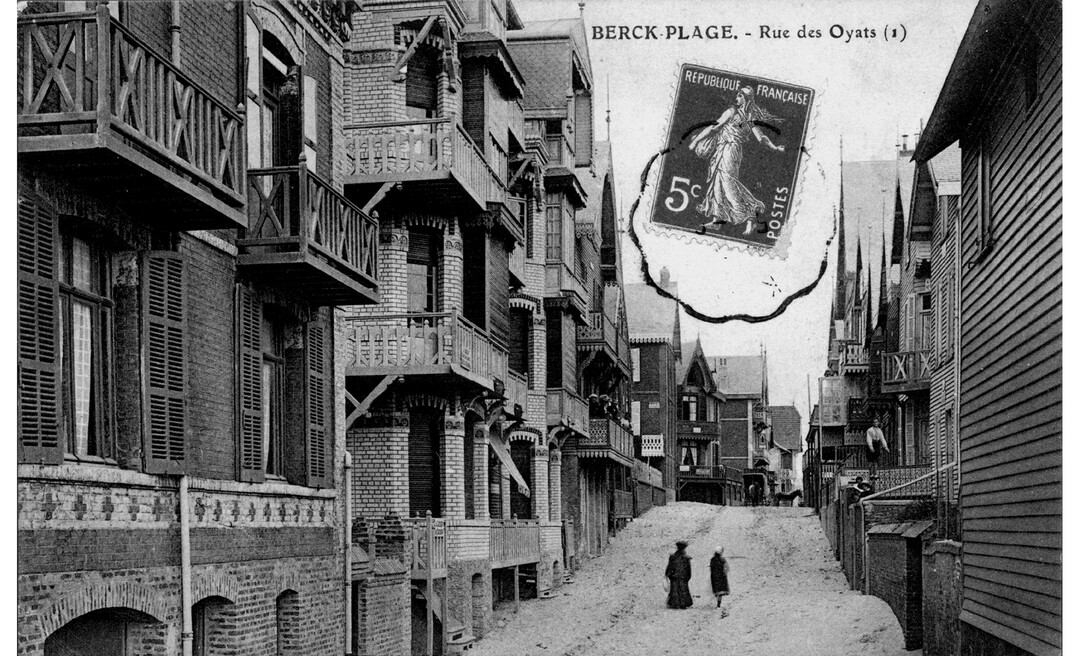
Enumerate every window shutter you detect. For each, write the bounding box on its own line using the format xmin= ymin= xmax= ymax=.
xmin=303 ymin=75 xmax=318 ymax=173
xmin=406 ymin=49 xmax=438 ymax=111
xmin=17 ymin=190 xmax=62 ymax=464
xmin=236 ymin=284 xmax=264 ymax=482
xmin=905 ymin=295 xmax=915 ymax=351
xmin=143 ymin=252 xmax=186 ymax=474
xmin=305 ymin=312 xmax=332 ymax=488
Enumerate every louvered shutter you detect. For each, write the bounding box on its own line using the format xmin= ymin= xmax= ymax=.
xmin=305 ymin=312 xmax=332 ymax=488
xmin=236 ymin=284 xmax=264 ymax=482
xmin=17 ymin=190 xmax=62 ymax=464
xmin=406 ymin=49 xmax=438 ymax=112
xmin=142 ymin=252 xmax=186 ymax=474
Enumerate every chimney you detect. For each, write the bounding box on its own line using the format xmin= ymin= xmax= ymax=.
xmin=901 ymin=134 xmax=908 ymax=151
xmin=659 ymin=267 xmax=670 ymax=288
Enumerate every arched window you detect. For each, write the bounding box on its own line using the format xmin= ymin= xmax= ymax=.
xmin=45 ymin=608 xmax=165 ymax=656
xmin=275 ymin=590 xmax=301 ymax=655
xmin=192 ymin=596 xmax=236 ymax=656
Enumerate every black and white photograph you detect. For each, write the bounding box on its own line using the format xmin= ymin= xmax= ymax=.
xmin=12 ymin=0 xmax=1065 ymax=654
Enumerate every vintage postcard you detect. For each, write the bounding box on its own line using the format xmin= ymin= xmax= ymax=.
xmin=11 ymin=1 xmax=1063 ymax=655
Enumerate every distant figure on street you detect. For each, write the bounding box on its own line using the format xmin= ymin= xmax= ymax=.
xmin=748 ymin=483 xmax=760 ymax=507
xmin=710 ymin=546 xmax=731 ymax=614
xmin=866 ymin=417 xmax=889 ymax=474
xmin=665 ymin=541 xmax=693 ymax=609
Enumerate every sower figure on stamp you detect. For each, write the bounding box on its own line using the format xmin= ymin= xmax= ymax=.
xmin=665 ymin=541 xmax=693 ymax=609
xmin=710 ymin=546 xmax=731 ymax=615
xmin=688 ymin=86 xmax=786 ymax=235
xmin=865 ymin=416 xmax=889 ymax=476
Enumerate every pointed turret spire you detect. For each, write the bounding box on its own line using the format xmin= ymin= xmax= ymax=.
xmin=832 ymin=139 xmax=847 ymax=322
xmin=877 ymin=225 xmax=889 ymax=331
xmin=854 ymin=232 xmax=863 ymax=300
xmin=865 ymin=260 xmax=874 ymax=342
xmin=890 ymin=176 xmax=905 ymax=266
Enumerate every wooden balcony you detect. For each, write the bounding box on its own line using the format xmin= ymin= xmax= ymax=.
xmin=881 ymin=350 xmax=932 ymax=393
xmin=839 ymin=341 xmax=870 ymax=375
xmin=545 ymin=262 xmax=588 ymax=319
xmin=17 ymin=7 xmax=245 ymax=229
xmin=344 ymin=118 xmax=505 ymax=212
xmin=678 ymin=464 xmax=727 ymax=480
xmin=489 ymin=518 xmax=540 ymax=568
xmin=403 ymin=515 xmax=448 ymax=579
xmin=677 ymin=419 xmax=721 ymax=440
xmin=546 ymin=387 xmax=588 ymax=435
xmin=345 ymin=312 xmax=508 ymax=393
xmin=508 ymin=98 xmax=526 ymax=148
xmin=578 ymin=310 xmax=619 ymax=362
xmin=237 ymin=163 xmax=379 ymax=306
xmin=505 ymin=370 xmax=527 ymax=417
xmin=579 ymin=418 xmax=635 ymax=467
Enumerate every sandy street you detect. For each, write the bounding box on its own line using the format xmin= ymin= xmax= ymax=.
xmin=470 ymin=503 xmax=917 ymax=656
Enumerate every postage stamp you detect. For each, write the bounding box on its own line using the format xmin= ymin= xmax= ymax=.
xmin=649 ymin=64 xmax=815 ymax=253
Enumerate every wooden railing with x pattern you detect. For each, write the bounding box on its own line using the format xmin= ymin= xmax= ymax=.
xmin=17 ymin=7 xmax=244 ymax=205
xmin=243 ymin=161 xmax=379 ymax=285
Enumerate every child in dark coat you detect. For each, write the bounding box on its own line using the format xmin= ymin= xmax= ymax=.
xmin=710 ymin=546 xmax=730 ymax=613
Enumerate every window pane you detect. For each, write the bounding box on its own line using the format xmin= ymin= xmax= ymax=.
xmin=72 ymin=301 xmax=93 ymax=456
xmin=71 ymin=237 xmax=93 ymax=292
xmin=408 ymin=263 xmax=429 ymax=313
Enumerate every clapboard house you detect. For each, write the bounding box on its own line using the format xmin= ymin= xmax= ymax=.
xmin=17 ymin=1 xmax=372 ymax=654
xmin=914 ymin=1 xmax=1062 ymax=653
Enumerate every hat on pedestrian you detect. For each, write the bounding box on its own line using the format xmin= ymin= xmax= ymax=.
xmin=714 ymin=545 xmax=724 ymax=555
xmin=675 ymin=540 xmax=689 ymax=550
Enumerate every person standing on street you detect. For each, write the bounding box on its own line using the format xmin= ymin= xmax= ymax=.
xmin=710 ymin=546 xmax=731 ymax=615
xmin=665 ymin=541 xmax=693 ymax=609
xmin=866 ymin=416 xmax=890 ymax=475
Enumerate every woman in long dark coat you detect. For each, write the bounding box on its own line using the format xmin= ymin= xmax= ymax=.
xmin=710 ymin=546 xmax=731 ymax=612
xmin=665 ymin=541 xmax=693 ymax=609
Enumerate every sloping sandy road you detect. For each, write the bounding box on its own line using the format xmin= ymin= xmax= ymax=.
xmin=470 ymin=503 xmax=916 ymax=656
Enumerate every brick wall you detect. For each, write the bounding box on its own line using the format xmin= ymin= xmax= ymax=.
xmin=923 ymin=540 xmax=962 ymax=656
xmin=182 ymin=234 xmax=237 ymax=480
xmin=868 ymin=533 xmax=924 ymax=650
xmin=348 ymin=414 xmax=410 ymax=517
xmin=179 ymin=2 xmax=239 ymax=107
xmin=355 ymin=568 xmax=410 ymax=656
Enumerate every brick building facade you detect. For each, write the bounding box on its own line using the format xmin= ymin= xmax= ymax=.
xmin=17 ymin=1 xmax=370 ymax=655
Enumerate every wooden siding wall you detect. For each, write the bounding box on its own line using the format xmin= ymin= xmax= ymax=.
xmin=546 ymin=310 xmax=562 ymax=389
xmin=561 ymin=311 xmax=577 ymax=392
xmin=957 ymin=10 xmax=1062 ymax=655
xmin=461 ymin=62 xmax=486 ymax=150
xmin=929 ymin=192 xmax=960 ymax=500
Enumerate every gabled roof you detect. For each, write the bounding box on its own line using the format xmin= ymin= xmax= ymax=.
xmin=841 ymin=159 xmax=916 ymax=274
xmin=768 ymin=405 xmax=803 ymax=452
xmin=914 ymin=0 xmax=1058 ymax=162
xmin=624 ymin=282 xmax=679 ymax=344
xmin=676 ymin=338 xmax=716 ymax=395
xmin=508 ymin=17 xmax=592 ymax=112
xmin=707 ymin=355 xmax=763 ymax=399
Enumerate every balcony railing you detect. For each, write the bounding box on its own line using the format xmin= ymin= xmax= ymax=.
xmin=505 ymin=370 xmax=527 ymax=416
xmin=344 ymin=118 xmax=504 ymax=210
xmin=881 ymin=350 xmax=932 ymax=392
xmin=238 ymin=163 xmax=379 ymax=305
xmin=612 ymin=489 xmax=633 ymax=519
xmin=17 ymin=7 xmax=245 ymax=228
xmin=581 ymin=418 xmax=634 ymax=466
xmin=545 ymin=262 xmax=588 ymax=317
xmin=345 ymin=312 xmax=507 ymax=391
xmin=547 ymin=387 xmax=589 ymax=435
xmin=508 ymin=98 xmax=525 ymax=146
xmin=839 ymin=341 xmax=869 ymax=374
xmin=403 ymin=514 xmax=448 ymax=578
xmin=678 ymin=464 xmax=726 ymax=480
xmin=677 ymin=420 xmax=721 ymax=440
xmin=578 ymin=310 xmax=619 ymax=358
xmin=489 ymin=518 xmax=540 ymax=567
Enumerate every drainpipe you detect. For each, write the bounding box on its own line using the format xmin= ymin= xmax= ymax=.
xmin=169 ymin=1 xmax=181 ymax=65
xmin=344 ymin=451 xmax=354 ymax=655
xmin=179 ymin=475 xmax=193 ymax=656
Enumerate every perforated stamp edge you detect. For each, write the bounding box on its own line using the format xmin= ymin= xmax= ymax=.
xmin=635 ymin=60 xmax=821 ymax=262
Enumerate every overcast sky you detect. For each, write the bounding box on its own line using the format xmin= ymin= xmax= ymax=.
xmin=516 ymin=0 xmax=977 ymax=439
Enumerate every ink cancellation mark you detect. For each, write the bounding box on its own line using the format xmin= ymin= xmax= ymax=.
xmin=650 ymin=64 xmax=814 ymax=254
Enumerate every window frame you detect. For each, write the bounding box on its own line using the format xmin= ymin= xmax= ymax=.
xmin=57 ymin=227 xmax=114 ymax=463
